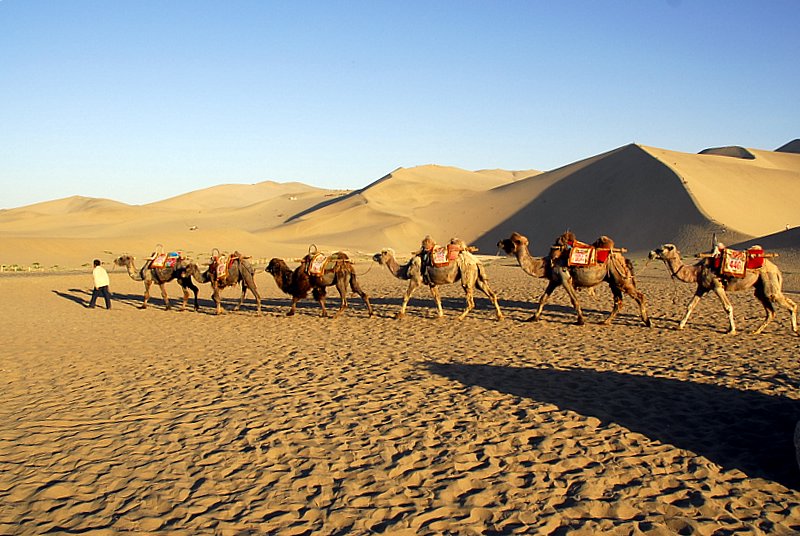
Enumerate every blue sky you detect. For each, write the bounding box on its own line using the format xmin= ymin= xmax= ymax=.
xmin=1 ymin=1 xmax=798 ymax=209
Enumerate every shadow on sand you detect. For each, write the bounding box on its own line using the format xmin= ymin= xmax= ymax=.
xmin=427 ymin=362 xmax=800 ymax=490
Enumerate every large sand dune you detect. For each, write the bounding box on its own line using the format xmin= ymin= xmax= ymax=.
xmin=2 ymin=141 xmax=800 ymax=534
xmin=1 ymin=142 xmax=798 ymax=269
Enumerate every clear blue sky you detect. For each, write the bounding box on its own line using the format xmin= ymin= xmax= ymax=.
xmin=1 ymin=1 xmax=798 ymax=209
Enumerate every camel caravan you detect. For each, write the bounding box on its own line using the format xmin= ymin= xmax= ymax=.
xmin=112 ymin=232 xmax=798 ymax=336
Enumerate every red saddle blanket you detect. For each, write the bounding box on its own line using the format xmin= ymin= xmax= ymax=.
xmin=150 ymin=251 xmax=182 ymax=269
xmin=566 ymin=241 xmax=612 ymax=266
xmin=430 ymin=244 xmax=461 ymax=267
xmin=211 ymin=255 xmax=237 ymax=279
xmin=713 ymin=247 xmax=765 ymax=277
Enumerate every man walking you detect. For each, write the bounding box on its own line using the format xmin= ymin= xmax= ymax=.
xmin=89 ymin=259 xmax=112 ymax=309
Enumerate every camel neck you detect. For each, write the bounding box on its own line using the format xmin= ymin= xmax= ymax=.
xmin=664 ymin=256 xmax=697 ymax=283
xmin=517 ymin=246 xmax=545 ymax=278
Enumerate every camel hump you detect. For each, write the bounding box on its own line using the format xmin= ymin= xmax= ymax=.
xmin=593 ymin=235 xmax=615 ymax=249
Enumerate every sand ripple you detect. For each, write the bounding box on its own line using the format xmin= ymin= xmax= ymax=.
xmin=1 ymin=266 xmax=799 ymax=534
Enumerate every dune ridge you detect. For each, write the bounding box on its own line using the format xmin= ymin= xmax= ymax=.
xmin=1 ymin=141 xmax=798 ymax=269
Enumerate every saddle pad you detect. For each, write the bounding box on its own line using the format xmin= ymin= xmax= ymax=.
xmin=216 ymin=256 xmax=229 ymax=279
xmin=746 ymin=247 xmax=765 ymax=270
xmin=721 ymin=249 xmax=747 ymax=278
xmin=164 ymin=252 xmax=182 ymax=269
xmin=308 ymin=253 xmax=328 ymax=276
xmin=447 ymin=243 xmax=461 ymax=261
xmin=431 ymin=246 xmax=450 ymax=267
xmin=595 ymin=248 xmax=611 ymax=264
xmin=568 ymin=246 xmax=594 ymax=267
xmin=151 ymin=253 xmax=168 ymax=268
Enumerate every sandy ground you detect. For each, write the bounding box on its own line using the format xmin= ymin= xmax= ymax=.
xmin=1 ymin=258 xmax=799 ymax=535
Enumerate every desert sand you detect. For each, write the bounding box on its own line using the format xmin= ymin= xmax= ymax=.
xmin=1 ymin=256 xmax=799 ymax=534
xmin=1 ymin=142 xmax=799 ymax=534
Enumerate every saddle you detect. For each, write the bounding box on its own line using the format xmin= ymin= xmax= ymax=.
xmin=210 ymin=251 xmax=244 ymax=279
xmin=429 ymin=243 xmax=462 ymax=267
xmin=302 ymin=251 xmax=349 ymax=276
xmin=149 ymin=251 xmax=183 ymax=269
xmin=558 ymin=239 xmax=622 ymax=267
xmin=305 ymin=252 xmax=329 ymax=276
xmin=708 ymin=246 xmax=768 ymax=278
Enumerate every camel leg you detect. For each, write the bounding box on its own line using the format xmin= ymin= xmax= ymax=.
xmin=602 ymin=285 xmax=624 ymax=326
xmin=752 ymin=284 xmax=776 ymax=335
xmin=398 ymin=279 xmax=421 ymax=319
xmin=183 ymin=278 xmax=199 ymax=312
xmin=141 ymin=280 xmax=152 ymax=309
xmin=557 ymin=277 xmax=585 ymax=325
xmin=476 ymin=278 xmax=504 ymax=321
xmin=332 ymin=278 xmax=349 ymax=318
xmin=181 ymin=286 xmax=190 ymax=311
xmin=349 ymin=273 xmax=373 ymax=317
xmin=624 ymin=284 xmax=651 ymax=327
xmin=314 ymin=287 xmax=329 ymax=317
xmin=213 ymin=286 xmax=224 ymax=315
xmin=711 ymin=285 xmax=736 ymax=334
xmin=761 ymin=283 xmax=798 ymax=335
xmin=239 ymin=271 xmax=262 ymax=315
xmin=531 ymin=280 xmax=560 ymax=322
xmin=288 ymin=296 xmax=300 ymax=316
xmin=430 ymin=285 xmax=444 ymax=318
xmin=778 ymin=293 xmax=799 ymax=335
xmin=159 ymin=283 xmax=171 ymax=310
xmin=234 ymin=283 xmax=247 ymax=312
xmin=678 ymin=292 xmax=704 ymax=330
xmin=251 ymin=285 xmax=262 ymax=316
xmin=458 ymin=284 xmax=475 ymax=320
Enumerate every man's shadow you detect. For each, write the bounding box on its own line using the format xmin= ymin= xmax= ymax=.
xmin=52 ymin=289 xmax=142 ymax=308
xmin=53 ymin=289 xmax=91 ymax=307
xmin=427 ymin=362 xmax=800 ymax=490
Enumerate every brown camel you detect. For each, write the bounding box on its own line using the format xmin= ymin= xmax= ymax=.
xmin=187 ymin=252 xmax=262 ymax=315
xmin=265 ymin=252 xmax=373 ymax=317
xmin=648 ymin=244 xmax=798 ymax=335
xmin=372 ymin=241 xmax=503 ymax=320
xmin=114 ymin=253 xmax=200 ymax=311
xmin=497 ymin=232 xmax=650 ymax=326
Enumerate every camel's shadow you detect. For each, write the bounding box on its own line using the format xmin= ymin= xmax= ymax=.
xmin=427 ymin=362 xmax=800 ymax=490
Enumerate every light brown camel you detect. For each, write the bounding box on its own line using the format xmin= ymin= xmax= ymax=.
xmin=187 ymin=252 xmax=262 ymax=315
xmin=648 ymin=244 xmax=798 ymax=335
xmin=266 ymin=252 xmax=372 ymax=318
xmin=372 ymin=241 xmax=503 ymax=320
xmin=497 ymin=232 xmax=651 ymax=326
xmin=114 ymin=254 xmax=200 ymax=311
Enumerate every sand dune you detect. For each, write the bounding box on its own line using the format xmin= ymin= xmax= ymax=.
xmin=1 ymin=142 xmax=798 ymax=269
xmin=2 ymin=140 xmax=800 ymax=534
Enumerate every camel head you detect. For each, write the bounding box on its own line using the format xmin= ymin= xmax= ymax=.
xmin=372 ymin=249 xmax=394 ymax=266
xmin=648 ymin=244 xmax=680 ymax=262
xmin=497 ymin=232 xmax=528 ymax=255
xmin=266 ymin=258 xmax=290 ymax=277
xmin=184 ymin=261 xmax=209 ymax=283
xmin=114 ymin=255 xmax=134 ymax=267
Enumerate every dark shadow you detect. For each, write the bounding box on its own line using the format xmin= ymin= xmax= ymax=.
xmin=284 ymin=191 xmax=354 ymax=223
xmin=52 ymin=289 xmax=90 ymax=307
xmin=427 ymin=362 xmax=800 ymax=490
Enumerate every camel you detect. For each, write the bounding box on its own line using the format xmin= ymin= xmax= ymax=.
xmin=648 ymin=243 xmax=798 ymax=335
xmin=372 ymin=241 xmax=503 ymax=320
xmin=114 ymin=254 xmax=199 ymax=311
xmin=265 ymin=252 xmax=373 ymax=318
xmin=497 ymin=232 xmax=650 ymax=326
xmin=187 ymin=252 xmax=262 ymax=315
